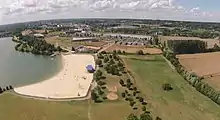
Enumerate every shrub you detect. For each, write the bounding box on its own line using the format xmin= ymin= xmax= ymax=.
xmin=162 ymin=83 xmax=173 ymax=91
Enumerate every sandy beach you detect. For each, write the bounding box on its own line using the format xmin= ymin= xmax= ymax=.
xmin=14 ymin=54 xmax=95 ymax=99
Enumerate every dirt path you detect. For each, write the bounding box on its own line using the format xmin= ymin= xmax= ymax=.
xmin=97 ymin=42 xmax=114 ymax=54
xmin=88 ymin=99 xmax=92 ymax=120
xmin=161 ymin=55 xmax=175 ymax=70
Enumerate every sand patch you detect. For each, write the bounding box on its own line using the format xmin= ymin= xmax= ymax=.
xmin=107 ymin=92 xmax=118 ymax=100
xmin=14 ymin=54 xmax=95 ymax=99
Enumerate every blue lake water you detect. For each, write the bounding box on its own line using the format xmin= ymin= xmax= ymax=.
xmin=0 ymin=37 xmax=62 ymax=87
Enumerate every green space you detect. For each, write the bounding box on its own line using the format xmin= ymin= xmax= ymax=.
xmin=0 ymin=93 xmax=131 ymax=120
xmin=122 ymin=55 xmax=220 ymax=120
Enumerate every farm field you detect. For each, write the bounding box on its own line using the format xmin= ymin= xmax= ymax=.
xmin=105 ymin=44 xmax=162 ymax=54
xmin=122 ymin=55 xmax=220 ymax=120
xmin=45 ymin=36 xmax=107 ymax=48
xmin=160 ymin=36 xmax=220 ymax=48
xmin=177 ymin=52 xmax=220 ymax=90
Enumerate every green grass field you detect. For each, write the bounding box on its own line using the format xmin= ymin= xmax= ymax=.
xmin=1 ymin=54 xmax=220 ymax=120
xmin=122 ymin=55 xmax=220 ymax=120
xmin=0 ymin=93 xmax=131 ymax=120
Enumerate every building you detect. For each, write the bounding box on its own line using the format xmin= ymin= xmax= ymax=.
xmin=34 ymin=33 xmax=44 ymax=38
xmin=72 ymin=37 xmax=98 ymax=42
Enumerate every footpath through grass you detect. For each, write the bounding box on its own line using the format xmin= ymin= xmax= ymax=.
xmin=123 ymin=55 xmax=220 ymax=120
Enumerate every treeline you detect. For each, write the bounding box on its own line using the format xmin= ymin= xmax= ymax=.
xmin=167 ymin=40 xmax=207 ymax=54
xmin=161 ymin=29 xmax=218 ymax=39
xmin=13 ymin=35 xmax=65 ymax=55
xmin=167 ymin=40 xmax=220 ymax=54
xmin=0 ymin=85 xmax=13 ymax=94
xmin=162 ymin=48 xmax=220 ymax=106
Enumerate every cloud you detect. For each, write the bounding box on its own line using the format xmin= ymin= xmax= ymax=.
xmin=0 ymin=0 xmax=219 ymax=24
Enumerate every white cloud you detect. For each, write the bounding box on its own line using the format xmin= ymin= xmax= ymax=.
xmin=0 ymin=0 xmax=219 ymax=24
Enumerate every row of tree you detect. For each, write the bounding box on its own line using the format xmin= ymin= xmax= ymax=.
xmin=162 ymin=48 xmax=220 ymax=106
xmin=167 ymin=40 xmax=220 ymax=54
xmin=0 ymin=85 xmax=13 ymax=94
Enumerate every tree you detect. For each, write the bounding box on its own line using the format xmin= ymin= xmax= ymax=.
xmin=95 ymin=59 xmax=102 ymax=66
xmin=113 ymin=50 xmax=117 ymax=54
xmin=0 ymin=87 xmax=3 ymax=94
xmin=104 ymin=57 xmax=109 ymax=63
xmin=57 ymin=46 xmax=62 ymax=52
xmin=72 ymin=47 xmax=75 ymax=51
xmin=156 ymin=117 xmax=162 ymax=120
xmin=121 ymin=92 xmax=126 ymax=98
xmin=142 ymin=106 xmax=147 ymax=112
xmin=127 ymin=113 xmax=139 ymax=120
xmin=119 ymin=79 xmax=125 ymax=86
xmin=139 ymin=97 xmax=144 ymax=102
xmin=162 ymin=83 xmax=173 ymax=91
xmin=6 ymin=86 xmax=9 ymax=91
xmin=123 ymin=51 xmax=126 ymax=54
xmin=137 ymin=50 xmax=144 ymax=55
xmin=9 ymin=85 xmax=13 ymax=90
xmin=117 ymin=50 xmax=122 ymax=54
xmin=95 ymin=70 xmax=103 ymax=79
xmin=140 ymin=113 xmax=153 ymax=120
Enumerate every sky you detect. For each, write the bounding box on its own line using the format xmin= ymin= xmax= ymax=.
xmin=0 ymin=0 xmax=220 ymax=25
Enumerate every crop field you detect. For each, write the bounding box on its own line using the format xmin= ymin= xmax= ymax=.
xmin=45 ymin=36 xmax=107 ymax=48
xmin=122 ymin=55 xmax=220 ymax=120
xmin=177 ymin=52 xmax=220 ymax=90
xmin=105 ymin=44 xmax=162 ymax=54
xmin=160 ymin=36 xmax=220 ymax=48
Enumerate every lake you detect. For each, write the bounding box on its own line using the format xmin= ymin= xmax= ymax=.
xmin=0 ymin=37 xmax=62 ymax=87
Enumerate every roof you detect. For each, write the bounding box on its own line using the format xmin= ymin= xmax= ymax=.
xmin=86 ymin=65 xmax=95 ymax=71
xmin=34 ymin=33 xmax=44 ymax=37
xmin=72 ymin=37 xmax=96 ymax=41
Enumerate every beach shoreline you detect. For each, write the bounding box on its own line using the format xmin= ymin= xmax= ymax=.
xmin=14 ymin=54 xmax=95 ymax=100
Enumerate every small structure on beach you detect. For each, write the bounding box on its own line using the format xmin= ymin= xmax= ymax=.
xmin=86 ymin=65 xmax=95 ymax=73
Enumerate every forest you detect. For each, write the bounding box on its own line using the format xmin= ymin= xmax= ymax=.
xmin=14 ymin=35 xmax=63 ymax=55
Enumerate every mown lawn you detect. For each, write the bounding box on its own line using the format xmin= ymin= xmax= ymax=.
xmin=123 ymin=55 xmax=220 ymax=120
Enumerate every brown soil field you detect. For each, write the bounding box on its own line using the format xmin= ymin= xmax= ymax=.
xmin=105 ymin=44 xmax=162 ymax=54
xmin=177 ymin=52 xmax=220 ymax=90
xmin=160 ymin=36 xmax=220 ymax=48
xmin=177 ymin=52 xmax=220 ymax=77
xmin=45 ymin=36 xmax=107 ymax=48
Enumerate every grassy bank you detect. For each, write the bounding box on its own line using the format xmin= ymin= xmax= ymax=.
xmin=122 ymin=55 xmax=220 ymax=120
